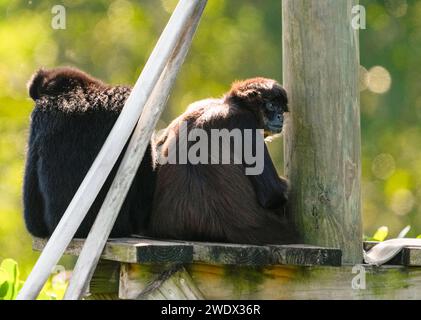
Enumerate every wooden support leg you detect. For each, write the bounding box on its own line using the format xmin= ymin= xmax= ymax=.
xmin=120 ymin=264 xmax=204 ymax=300
xmin=137 ymin=264 xmax=204 ymax=300
xmin=84 ymin=260 xmax=120 ymax=300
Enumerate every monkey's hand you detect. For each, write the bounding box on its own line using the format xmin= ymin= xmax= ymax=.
xmin=252 ymin=175 xmax=289 ymax=211
xmin=264 ymin=176 xmax=288 ymax=209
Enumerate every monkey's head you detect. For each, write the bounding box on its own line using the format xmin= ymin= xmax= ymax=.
xmin=28 ymin=67 xmax=105 ymax=101
xmin=226 ymin=77 xmax=288 ymax=136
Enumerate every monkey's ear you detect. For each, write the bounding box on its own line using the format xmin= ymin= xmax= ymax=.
xmin=28 ymin=69 xmax=48 ymax=101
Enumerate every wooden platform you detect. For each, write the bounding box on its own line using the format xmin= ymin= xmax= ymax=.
xmin=32 ymin=238 xmax=421 ymax=300
xmin=33 ymin=237 xmax=342 ymax=266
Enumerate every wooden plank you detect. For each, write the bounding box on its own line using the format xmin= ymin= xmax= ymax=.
xmin=283 ymin=0 xmax=362 ymax=264
xmin=33 ymin=237 xmax=341 ymax=266
xmin=119 ymin=263 xmax=421 ymax=300
xmin=33 ymin=237 xmax=194 ymax=264
xmin=268 ymin=244 xmax=342 ymax=266
xmin=402 ymin=247 xmax=421 ymax=266
xmin=192 ymin=242 xmax=342 ymax=266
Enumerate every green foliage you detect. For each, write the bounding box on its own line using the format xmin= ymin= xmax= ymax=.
xmin=0 ymin=259 xmax=21 ymax=300
xmin=0 ymin=258 xmax=67 ymax=300
xmin=360 ymin=0 xmax=421 ymax=237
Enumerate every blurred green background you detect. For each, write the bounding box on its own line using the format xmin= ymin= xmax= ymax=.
xmin=0 ymin=0 xmax=420 ymax=276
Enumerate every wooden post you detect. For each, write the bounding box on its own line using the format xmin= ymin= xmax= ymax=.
xmin=282 ymin=0 xmax=362 ymax=264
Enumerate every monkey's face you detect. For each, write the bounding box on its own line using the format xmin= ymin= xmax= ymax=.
xmin=260 ymin=83 xmax=288 ymax=136
xmin=262 ymin=98 xmax=287 ymax=136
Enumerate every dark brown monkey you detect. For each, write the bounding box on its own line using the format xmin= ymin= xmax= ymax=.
xmin=149 ymin=78 xmax=298 ymax=245
xmin=24 ymin=67 xmax=155 ymax=238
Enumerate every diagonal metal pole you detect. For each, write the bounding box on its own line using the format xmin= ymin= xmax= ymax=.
xmin=64 ymin=0 xmax=207 ymax=300
xmin=17 ymin=0 xmax=206 ymax=300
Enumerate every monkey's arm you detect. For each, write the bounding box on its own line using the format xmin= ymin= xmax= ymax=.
xmin=23 ymin=120 xmax=48 ymax=237
xmin=247 ymin=143 xmax=288 ymax=210
xmin=226 ymin=112 xmax=288 ymax=210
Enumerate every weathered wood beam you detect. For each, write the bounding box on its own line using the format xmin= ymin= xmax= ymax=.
xmin=32 ymin=237 xmax=342 ymax=267
xmin=119 ymin=263 xmax=421 ymax=300
xmin=282 ymin=0 xmax=362 ymax=264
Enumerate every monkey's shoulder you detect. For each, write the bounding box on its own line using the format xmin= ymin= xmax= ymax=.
xmin=185 ymin=98 xmax=222 ymax=113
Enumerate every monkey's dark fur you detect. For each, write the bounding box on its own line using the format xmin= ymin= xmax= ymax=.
xmin=23 ymin=67 xmax=155 ymax=238
xmin=149 ymin=78 xmax=298 ymax=245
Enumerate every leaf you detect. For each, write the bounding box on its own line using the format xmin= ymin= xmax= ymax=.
xmin=417 ymin=235 xmax=421 ymax=239
xmin=398 ymin=225 xmax=411 ymax=238
xmin=372 ymin=226 xmax=389 ymax=242
xmin=0 ymin=259 xmax=19 ymax=300
xmin=0 ymin=269 xmax=11 ymax=299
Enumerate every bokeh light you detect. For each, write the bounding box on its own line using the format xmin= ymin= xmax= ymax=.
xmin=390 ymin=188 xmax=415 ymax=216
xmin=372 ymin=153 xmax=396 ymax=180
xmin=367 ymin=66 xmax=392 ymax=94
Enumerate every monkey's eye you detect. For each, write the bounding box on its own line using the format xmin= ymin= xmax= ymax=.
xmin=266 ymin=102 xmax=275 ymax=111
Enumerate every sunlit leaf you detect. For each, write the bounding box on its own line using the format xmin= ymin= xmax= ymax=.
xmin=372 ymin=226 xmax=389 ymax=242
xmin=0 ymin=268 xmax=11 ymax=299
xmin=0 ymin=259 xmax=19 ymax=299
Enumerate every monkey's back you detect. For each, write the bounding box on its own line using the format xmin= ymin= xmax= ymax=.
xmin=150 ymin=161 xmax=291 ymax=245
xmin=149 ymin=99 xmax=293 ymax=245
xmin=24 ymin=70 xmax=155 ymax=238
xmin=33 ymin=107 xmax=145 ymax=235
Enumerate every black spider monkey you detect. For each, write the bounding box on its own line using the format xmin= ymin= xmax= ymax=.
xmin=23 ymin=67 xmax=155 ymax=238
